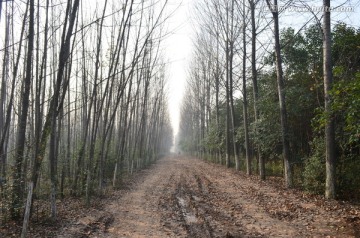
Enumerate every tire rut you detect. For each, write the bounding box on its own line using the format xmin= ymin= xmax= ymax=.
xmin=59 ymin=155 xmax=358 ymax=237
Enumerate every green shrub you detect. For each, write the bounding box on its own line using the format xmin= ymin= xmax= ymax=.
xmin=265 ymin=159 xmax=283 ymax=177
xmin=337 ymin=156 xmax=360 ymax=200
xmin=303 ymin=137 xmax=325 ymax=194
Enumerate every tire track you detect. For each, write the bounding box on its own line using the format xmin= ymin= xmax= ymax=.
xmin=60 ymin=155 xmax=358 ymax=237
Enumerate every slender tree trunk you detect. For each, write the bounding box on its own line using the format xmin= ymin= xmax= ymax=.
xmin=85 ymin=0 xmax=108 ymax=204
xmin=0 ymin=2 xmax=27 ymax=191
xmin=31 ymin=0 xmax=80 ymax=213
xmin=12 ymin=0 xmax=35 ymax=218
xmin=72 ymin=17 xmax=90 ymax=195
xmin=48 ymin=99 xmax=58 ymax=219
xmin=0 ymin=12 xmax=10 ymax=179
xmin=267 ymin=0 xmax=292 ymax=188
xmin=228 ymin=0 xmax=239 ymax=171
xmin=225 ymin=41 xmax=231 ymax=168
xmin=34 ymin=0 xmax=49 ymax=189
xmin=249 ymin=0 xmax=264 ymax=180
xmin=323 ymin=0 xmax=336 ymax=199
xmin=20 ymin=182 xmax=33 ymax=238
xmin=66 ymin=74 xmax=71 ymax=189
xmin=214 ymin=31 xmax=222 ymax=164
xmin=243 ymin=0 xmax=251 ymax=175
xmin=48 ymin=0 xmax=78 ymax=217
xmin=225 ymin=2 xmax=232 ymax=169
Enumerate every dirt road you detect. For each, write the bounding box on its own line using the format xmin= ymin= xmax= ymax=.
xmin=60 ymin=155 xmax=359 ymax=237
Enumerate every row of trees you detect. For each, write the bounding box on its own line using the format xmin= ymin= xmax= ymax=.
xmin=178 ymin=0 xmax=360 ymax=200
xmin=0 ymin=0 xmax=173 ymax=230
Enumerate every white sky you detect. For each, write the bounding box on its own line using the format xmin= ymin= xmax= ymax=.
xmin=164 ymin=0 xmax=193 ymax=137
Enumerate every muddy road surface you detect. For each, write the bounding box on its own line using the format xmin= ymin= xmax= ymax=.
xmin=59 ymin=155 xmax=359 ymax=237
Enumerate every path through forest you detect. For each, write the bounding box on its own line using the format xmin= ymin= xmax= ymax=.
xmin=59 ymin=155 xmax=360 ymax=237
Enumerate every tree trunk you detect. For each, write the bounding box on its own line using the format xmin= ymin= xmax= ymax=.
xmin=267 ymin=0 xmax=292 ymax=188
xmin=21 ymin=182 xmax=33 ymax=238
xmin=31 ymin=0 xmax=80 ymax=213
xmin=225 ymin=41 xmax=231 ymax=168
xmin=0 ymin=12 xmax=10 ymax=179
xmin=249 ymin=0 xmax=264 ymax=180
xmin=243 ymin=0 xmax=251 ymax=175
xmin=0 ymin=3 xmax=27 ymax=195
xmin=12 ymin=0 xmax=35 ymax=219
xmin=215 ymin=34 xmax=221 ymax=165
xmin=323 ymin=0 xmax=336 ymax=199
xmin=229 ymin=0 xmax=239 ymax=171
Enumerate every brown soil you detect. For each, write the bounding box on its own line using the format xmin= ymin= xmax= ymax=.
xmin=57 ymin=155 xmax=360 ymax=237
xmin=3 ymin=155 xmax=359 ymax=237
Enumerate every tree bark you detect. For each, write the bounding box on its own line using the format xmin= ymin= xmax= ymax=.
xmin=323 ymin=0 xmax=336 ymax=199
xmin=0 ymin=12 xmax=10 ymax=179
xmin=266 ymin=0 xmax=292 ymax=188
xmin=243 ymin=0 xmax=251 ymax=175
xmin=249 ymin=0 xmax=264 ymax=180
xmin=21 ymin=182 xmax=33 ymax=238
xmin=229 ymin=0 xmax=239 ymax=171
xmin=12 ymin=0 xmax=35 ymax=219
xmin=31 ymin=0 xmax=80 ymax=209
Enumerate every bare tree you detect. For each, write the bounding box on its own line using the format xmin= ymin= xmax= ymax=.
xmin=12 ymin=0 xmax=35 ymax=219
xmin=30 ymin=0 xmax=81 ymax=221
xmin=0 ymin=0 xmax=173 ymax=228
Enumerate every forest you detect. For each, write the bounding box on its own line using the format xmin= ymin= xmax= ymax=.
xmin=0 ymin=0 xmax=173 ymax=235
xmin=179 ymin=0 xmax=360 ymax=202
xmin=1 ymin=0 xmax=360 ymax=237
